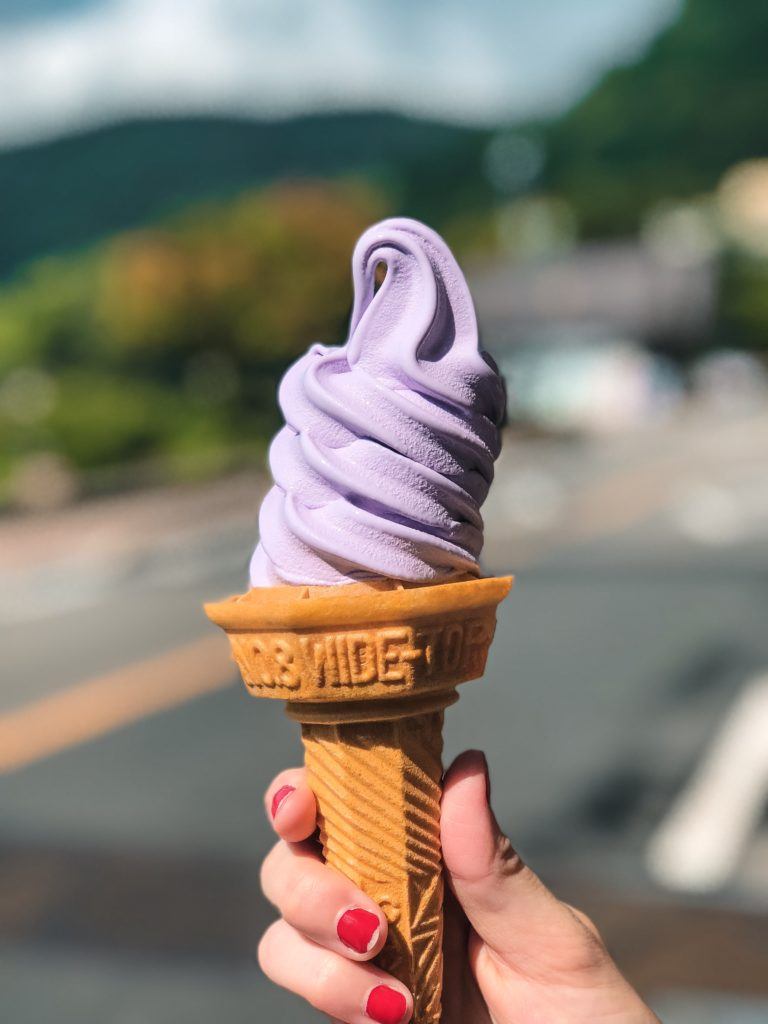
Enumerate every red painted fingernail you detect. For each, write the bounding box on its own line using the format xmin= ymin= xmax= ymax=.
xmin=270 ymin=785 xmax=295 ymax=819
xmin=366 ymin=985 xmax=408 ymax=1024
xmin=337 ymin=908 xmax=380 ymax=954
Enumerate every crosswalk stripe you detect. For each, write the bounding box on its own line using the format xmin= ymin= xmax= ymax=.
xmin=646 ymin=671 xmax=768 ymax=892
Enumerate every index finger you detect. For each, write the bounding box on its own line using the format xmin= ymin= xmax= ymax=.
xmin=264 ymin=767 xmax=318 ymax=843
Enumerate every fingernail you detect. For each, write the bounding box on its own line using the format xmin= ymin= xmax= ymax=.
xmin=337 ymin=907 xmax=380 ymax=954
xmin=366 ymin=985 xmax=408 ymax=1024
xmin=270 ymin=785 xmax=295 ymax=819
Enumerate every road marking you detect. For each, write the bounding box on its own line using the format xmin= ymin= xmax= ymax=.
xmin=646 ymin=671 xmax=768 ymax=892
xmin=0 ymin=635 xmax=234 ymax=775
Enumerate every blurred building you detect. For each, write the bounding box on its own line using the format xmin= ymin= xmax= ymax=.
xmin=471 ymin=241 xmax=717 ymax=353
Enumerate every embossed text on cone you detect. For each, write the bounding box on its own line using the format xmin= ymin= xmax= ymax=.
xmin=205 ymin=573 xmax=512 ymax=1024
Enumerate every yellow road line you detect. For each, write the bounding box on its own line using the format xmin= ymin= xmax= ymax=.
xmin=0 ymin=634 xmax=234 ymax=775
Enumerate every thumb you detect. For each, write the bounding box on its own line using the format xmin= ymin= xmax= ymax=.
xmin=441 ymin=750 xmax=588 ymax=967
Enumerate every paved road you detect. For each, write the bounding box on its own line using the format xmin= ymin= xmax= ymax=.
xmin=2 ymin=408 xmax=767 ymax=1023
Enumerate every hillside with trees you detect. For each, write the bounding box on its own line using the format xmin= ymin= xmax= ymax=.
xmin=544 ymin=0 xmax=768 ymax=235
xmin=0 ymin=113 xmax=492 ymax=281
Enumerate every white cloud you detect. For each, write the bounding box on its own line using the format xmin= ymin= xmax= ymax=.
xmin=0 ymin=0 xmax=680 ymax=149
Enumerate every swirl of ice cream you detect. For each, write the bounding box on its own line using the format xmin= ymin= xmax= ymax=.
xmin=249 ymin=217 xmax=505 ymax=586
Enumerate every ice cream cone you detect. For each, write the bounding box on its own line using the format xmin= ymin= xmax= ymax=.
xmin=205 ymin=572 xmax=512 ymax=1023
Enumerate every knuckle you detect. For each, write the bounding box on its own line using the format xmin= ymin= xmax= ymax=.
xmin=576 ymin=910 xmax=600 ymax=937
xmin=283 ymin=867 xmax=323 ymax=922
xmin=496 ymin=834 xmax=527 ymax=880
xmin=259 ymin=842 xmax=284 ymax=903
xmin=311 ymin=956 xmax=344 ymax=1009
xmin=581 ymin=924 xmax=608 ymax=963
xmin=572 ymin=934 xmax=609 ymax=973
xmin=565 ymin=903 xmax=604 ymax=943
xmin=560 ymin=909 xmax=609 ymax=973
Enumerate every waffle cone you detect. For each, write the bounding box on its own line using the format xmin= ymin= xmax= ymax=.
xmin=205 ymin=573 xmax=512 ymax=1023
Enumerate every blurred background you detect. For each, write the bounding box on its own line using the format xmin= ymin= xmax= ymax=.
xmin=1 ymin=0 xmax=767 ymax=1021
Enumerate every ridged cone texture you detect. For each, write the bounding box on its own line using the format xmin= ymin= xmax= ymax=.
xmin=303 ymin=712 xmax=445 ymax=1024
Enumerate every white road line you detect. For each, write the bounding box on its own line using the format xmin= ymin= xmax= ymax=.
xmin=646 ymin=671 xmax=768 ymax=892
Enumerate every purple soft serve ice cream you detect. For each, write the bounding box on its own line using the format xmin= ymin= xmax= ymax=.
xmin=249 ymin=217 xmax=505 ymax=587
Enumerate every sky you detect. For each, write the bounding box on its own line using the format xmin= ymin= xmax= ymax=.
xmin=0 ymin=0 xmax=681 ymax=150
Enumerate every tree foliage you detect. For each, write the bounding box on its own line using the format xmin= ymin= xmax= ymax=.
xmin=0 ymin=180 xmax=384 ymax=497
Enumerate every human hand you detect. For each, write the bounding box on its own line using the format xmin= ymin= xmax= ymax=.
xmin=258 ymin=750 xmax=660 ymax=1024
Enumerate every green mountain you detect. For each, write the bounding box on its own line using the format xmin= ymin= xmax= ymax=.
xmin=0 ymin=112 xmax=492 ymax=280
xmin=4 ymin=0 xmax=765 ymax=277
xmin=544 ymin=0 xmax=768 ymax=235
